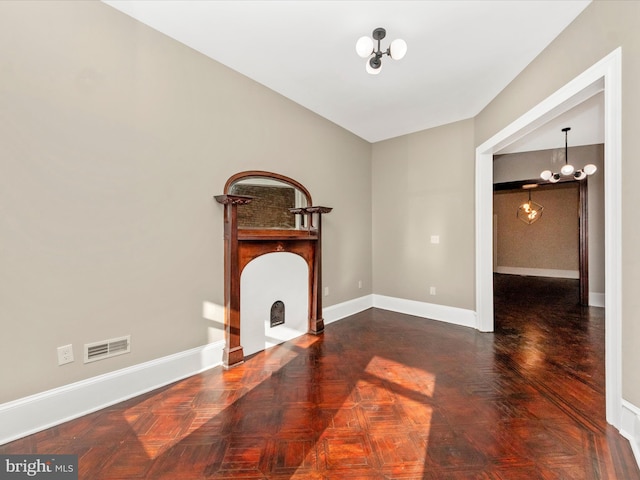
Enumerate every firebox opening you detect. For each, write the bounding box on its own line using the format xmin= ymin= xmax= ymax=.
xmin=270 ymin=300 xmax=285 ymax=328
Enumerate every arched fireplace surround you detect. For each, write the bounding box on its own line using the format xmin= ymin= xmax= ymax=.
xmin=215 ymin=171 xmax=332 ymax=368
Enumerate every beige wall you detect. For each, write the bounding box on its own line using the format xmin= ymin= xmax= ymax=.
xmin=494 ymin=185 xmax=579 ymax=272
xmin=475 ymin=0 xmax=640 ymax=405
xmin=372 ymin=119 xmax=476 ymax=310
xmin=0 ymin=1 xmax=372 ymax=403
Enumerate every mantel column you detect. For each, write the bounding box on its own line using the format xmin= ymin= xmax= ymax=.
xmin=214 ymin=194 xmax=253 ymax=368
xmin=304 ymin=206 xmax=332 ymax=335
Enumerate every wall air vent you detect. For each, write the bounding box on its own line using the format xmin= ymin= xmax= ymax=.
xmin=84 ymin=335 xmax=131 ymax=363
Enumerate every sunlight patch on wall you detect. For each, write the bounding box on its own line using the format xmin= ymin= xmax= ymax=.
xmin=202 ymin=300 xmax=225 ymax=342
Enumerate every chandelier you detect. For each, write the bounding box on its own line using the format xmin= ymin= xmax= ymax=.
xmin=356 ymin=27 xmax=407 ymax=75
xmin=517 ymin=185 xmax=543 ymax=225
xmin=540 ymin=127 xmax=597 ymax=183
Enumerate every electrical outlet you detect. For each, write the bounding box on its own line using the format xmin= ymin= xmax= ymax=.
xmin=57 ymin=344 xmax=74 ymax=365
xmin=324 ymin=286 xmax=329 ymax=296
xmin=430 ymin=286 xmax=437 ymax=295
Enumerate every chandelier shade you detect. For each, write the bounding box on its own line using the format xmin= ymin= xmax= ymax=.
xmin=389 ymin=39 xmax=408 ymax=60
xmin=561 ymin=164 xmax=575 ymax=176
xmin=356 ymin=36 xmax=374 ymax=58
xmin=366 ymin=61 xmax=382 ymax=75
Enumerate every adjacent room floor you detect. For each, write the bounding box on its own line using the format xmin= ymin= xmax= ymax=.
xmin=2 ymin=275 xmax=638 ymax=479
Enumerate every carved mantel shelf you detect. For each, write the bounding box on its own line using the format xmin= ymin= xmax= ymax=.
xmin=214 ymin=194 xmax=254 ymax=205
xmin=214 ymin=172 xmax=332 ymax=368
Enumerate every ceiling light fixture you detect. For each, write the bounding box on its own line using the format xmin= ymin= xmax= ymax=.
xmin=517 ymin=184 xmax=543 ymax=225
xmin=540 ymin=127 xmax=597 ymax=183
xmin=356 ymin=27 xmax=407 ymax=75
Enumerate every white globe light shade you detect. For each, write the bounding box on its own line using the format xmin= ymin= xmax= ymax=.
xmin=574 ymin=170 xmax=587 ymax=180
xmin=540 ymin=170 xmax=552 ymax=181
xmin=561 ymin=164 xmax=575 ymax=175
xmin=584 ymin=164 xmax=597 ymax=175
xmin=365 ymin=61 xmax=382 ymax=75
xmin=549 ymin=174 xmax=560 ymax=183
xmin=389 ymin=38 xmax=407 ymax=60
xmin=356 ymin=36 xmax=373 ymax=58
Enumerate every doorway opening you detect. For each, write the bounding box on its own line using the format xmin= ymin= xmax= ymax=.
xmin=493 ymin=176 xmax=595 ymax=307
xmin=475 ymin=48 xmax=622 ymax=427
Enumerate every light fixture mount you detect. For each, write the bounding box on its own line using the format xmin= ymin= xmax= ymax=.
xmin=372 ymin=27 xmax=386 ymax=41
xmin=356 ymin=27 xmax=407 ymax=75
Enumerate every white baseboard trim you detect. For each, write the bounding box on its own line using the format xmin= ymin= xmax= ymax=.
xmin=0 ymin=340 xmax=225 ymax=446
xmin=372 ymin=294 xmax=477 ymax=329
xmin=323 ymin=294 xmax=373 ymax=325
xmin=495 ymin=266 xmax=579 ymax=279
xmin=589 ymin=292 xmax=605 ymax=308
xmin=621 ymin=400 xmax=640 ymax=471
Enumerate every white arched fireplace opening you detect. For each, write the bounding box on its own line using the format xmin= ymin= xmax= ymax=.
xmin=240 ymin=252 xmax=309 ymax=357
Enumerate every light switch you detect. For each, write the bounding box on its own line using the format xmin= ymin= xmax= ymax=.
xmin=430 ymin=235 xmax=440 ymax=244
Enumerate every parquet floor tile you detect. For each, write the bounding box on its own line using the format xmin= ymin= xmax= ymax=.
xmin=1 ymin=274 xmax=639 ymax=478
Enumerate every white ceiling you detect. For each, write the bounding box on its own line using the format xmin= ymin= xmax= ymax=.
xmin=498 ymin=91 xmax=604 ymax=154
xmin=103 ymin=0 xmax=592 ymax=145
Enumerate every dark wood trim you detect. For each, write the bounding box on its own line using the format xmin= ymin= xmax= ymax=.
xmin=579 ymin=180 xmax=589 ymax=305
xmin=223 ymin=170 xmax=313 ymax=205
xmin=493 ymin=177 xmax=576 ymax=192
xmin=215 ymin=195 xmax=251 ymax=367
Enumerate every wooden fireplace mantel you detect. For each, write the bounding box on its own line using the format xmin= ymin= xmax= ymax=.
xmin=214 ymin=176 xmax=331 ymax=368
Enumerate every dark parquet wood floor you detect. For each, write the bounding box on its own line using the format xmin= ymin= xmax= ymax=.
xmin=2 ymin=274 xmax=639 ymax=479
